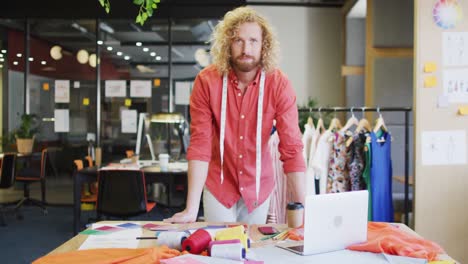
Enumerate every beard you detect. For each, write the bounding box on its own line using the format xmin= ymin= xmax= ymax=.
xmin=231 ymin=55 xmax=261 ymax=72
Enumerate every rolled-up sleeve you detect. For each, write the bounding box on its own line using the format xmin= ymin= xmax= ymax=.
xmin=186 ymin=74 xmax=213 ymax=162
xmin=274 ymin=77 xmax=306 ymax=173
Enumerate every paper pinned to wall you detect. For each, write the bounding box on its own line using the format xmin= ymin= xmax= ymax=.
xmin=130 ymin=80 xmax=152 ymax=98
xmin=175 ymin=81 xmax=192 ymax=105
xmin=105 ymin=80 xmax=127 ymax=97
xmin=442 ymin=69 xmax=468 ymax=103
xmin=121 ymin=109 xmax=137 ymax=133
xmin=443 ymin=32 xmax=468 ymax=67
xmin=54 ymin=109 xmax=69 ymax=132
xmin=73 ymin=81 xmax=80 ymax=88
xmin=421 ymin=130 xmax=467 ymax=165
xmin=55 ymin=80 xmax=70 ymax=103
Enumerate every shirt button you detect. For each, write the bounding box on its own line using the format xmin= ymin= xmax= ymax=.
xmin=238 ymin=93 xmax=241 ymax=96
xmin=240 ymin=136 xmax=243 ymax=140
xmin=241 ymin=115 xmax=245 ymax=119
xmin=240 ymin=187 xmax=244 ymax=191
xmin=239 ymin=171 xmax=243 ymax=175
xmin=239 ymin=154 xmax=243 ymax=159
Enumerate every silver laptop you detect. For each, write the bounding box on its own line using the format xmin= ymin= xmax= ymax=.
xmin=278 ymin=190 xmax=368 ymax=255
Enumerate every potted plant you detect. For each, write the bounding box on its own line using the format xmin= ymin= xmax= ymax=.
xmin=14 ymin=114 xmax=40 ymax=154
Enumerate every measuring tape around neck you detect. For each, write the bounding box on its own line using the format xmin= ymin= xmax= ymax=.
xmin=220 ymin=70 xmax=266 ymax=202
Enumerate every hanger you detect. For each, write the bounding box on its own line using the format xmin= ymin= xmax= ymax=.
xmin=307 ymin=108 xmax=315 ymax=128
xmin=316 ymin=107 xmax=326 ymax=134
xmin=340 ymin=107 xmax=359 ymax=133
xmin=356 ymin=107 xmax=372 ymax=133
xmin=327 ymin=108 xmax=342 ymax=132
xmin=373 ymin=107 xmax=388 ymax=133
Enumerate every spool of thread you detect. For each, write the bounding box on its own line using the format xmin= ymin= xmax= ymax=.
xmin=210 ymin=243 xmax=246 ymax=261
xmin=157 ymin=231 xmax=189 ymax=250
xmin=182 ymin=229 xmax=212 ymax=254
xmin=208 ymin=239 xmax=241 ymax=255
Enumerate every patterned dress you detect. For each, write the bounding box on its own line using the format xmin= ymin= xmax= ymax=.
xmin=347 ymin=132 xmax=367 ymax=191
xmin=327 ymin=132 xmax=350 ymax=193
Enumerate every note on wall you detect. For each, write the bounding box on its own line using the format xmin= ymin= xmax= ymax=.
xmin=442 ymin=69 xmax=468 ymax=103
xmin=421 ymin=130 xmax=467 ymax=165
xmin=130 ymin=80 xmax=151 ymax=98
xmin=175 ymin=81 xmax=192 ymax=105
xmin=121 ymin=109 xmax=137 ymax=133
xmin=443 ymin=32 xmax=468 ymax=66
xmin=105 ymin=80 xmax=126 ymax=97
xmin=424 ymin=76 xmax=437 ymax=88
xmin=54 ymin=109 xmax=69 ymax=133
xmin=55 ymin=80 xmax=70 ymax=103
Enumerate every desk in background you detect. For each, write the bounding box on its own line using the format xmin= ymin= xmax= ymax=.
xmin=73 ymin=165 xmax=187 ymax=235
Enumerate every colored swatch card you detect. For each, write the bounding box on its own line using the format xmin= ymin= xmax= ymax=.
xmin=204 ymin=225 xmax=227 ymax=229
xmin=117 ymin=223 xmax=141 ymax=229
xmin=80 ymin=229 xmax=110 ymax=235
xmin=95 ymin=225 xmax=124 ymax=232
xmin=142 ymin=223 xmax=163 ymax=229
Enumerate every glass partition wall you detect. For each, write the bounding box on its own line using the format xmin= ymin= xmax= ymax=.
xmin=0 ymin=17 xmax=214 ymax=169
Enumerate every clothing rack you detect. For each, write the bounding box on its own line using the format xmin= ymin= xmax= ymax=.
xmin=298 ymin=106 xmax=413 ymax=225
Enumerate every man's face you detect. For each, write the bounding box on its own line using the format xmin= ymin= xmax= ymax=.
xmin=230 ymin=22 xmax=263 ymax=73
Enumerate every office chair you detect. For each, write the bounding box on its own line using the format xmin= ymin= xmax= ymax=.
xmin=96 ymin=170 xmax=155 ymax=219
xmin=0 ymin=153 xmax=23 ymax=226
xmin=74 ymin=159 xmax=97 ymax=209
xmin=15 ymin=149 xmax=48 ymax=214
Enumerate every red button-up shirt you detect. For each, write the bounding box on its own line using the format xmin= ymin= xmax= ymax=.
xmin=187 ymin=65 xmax=306 ymax=212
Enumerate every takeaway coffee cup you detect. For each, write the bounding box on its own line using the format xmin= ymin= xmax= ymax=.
xmin=159 ymin=153 xmax=170 ymax=171
xmin=287 ymin=202 xmax=304 ymax=228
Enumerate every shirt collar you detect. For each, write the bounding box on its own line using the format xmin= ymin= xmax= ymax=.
xmin=228 ymin=67 xmax=262 ymax=87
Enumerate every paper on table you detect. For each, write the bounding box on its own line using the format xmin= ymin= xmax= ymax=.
xmin=54 ymin=109 xmax=69 ymax=132
xmin=78 ymin=224 xmax=143 ymax=250
xmin=160 ymin=254 xmax=243 ymax=264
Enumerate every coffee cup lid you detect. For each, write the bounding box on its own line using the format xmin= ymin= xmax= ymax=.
xmin=287 ymin=202 xmax=304 ymax=210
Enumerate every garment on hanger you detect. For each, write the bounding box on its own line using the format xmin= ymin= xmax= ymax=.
xmin=347 ymin=132 xmax=367 ymax=191
xmin=310 ymin=130 xmax=333 ymax=194
xmin=370 ymin=130 xmax=394 ymax=222
xmin=363 ymin=136 xmax=373 ymax=221
xmin=306 ymin=125 xmax=321 ymax=195
xmin=302 ymin=123 xmax=315 ymax=167
xmin=327 ymin=131 xmax=350 ymax=193
xmin=266 ymin=131 xmax=287 ymax=224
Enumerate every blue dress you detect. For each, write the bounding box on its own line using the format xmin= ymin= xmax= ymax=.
xmin=370 ymin=131 xmax=394 ymax=222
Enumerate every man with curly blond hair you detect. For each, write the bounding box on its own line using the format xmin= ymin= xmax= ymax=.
xmin=165 ymin=6 xmax=306 ymax=224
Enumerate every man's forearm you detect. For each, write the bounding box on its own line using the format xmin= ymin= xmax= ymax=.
xmin=185 ymin=160 xmax=209 ymax=214
xmin=287 ymin=171 xmax=306 ymax=205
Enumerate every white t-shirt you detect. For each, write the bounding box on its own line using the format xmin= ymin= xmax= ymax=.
xmin=311 ymin=130 xmax=333 ymax=194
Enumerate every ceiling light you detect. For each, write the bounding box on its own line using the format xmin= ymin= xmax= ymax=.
xmin=28 ymin=57 xmax=34 ymax=61
xmin=1 ymin=50 xmax=6 ymax=54
xmin=0 ymin=65 xmax=3 ymax=68
xmin=89 ymin=53 xmax=97 ymax=68
xmin=150 ymin=52 xmax=156 ymax=56
xmin=50 ymin=45 xmax=63 ymax=60
xmin=195 ymin=48 xmax=210 ymax=67
xmin=41 ymin=61 xmax=47 ymax=65
xmin=97 ymin=40 xmax=103 ymax=45
xmin=107 ymin=46 xmax=113 ymax=51
xmin=117 ymin=51 xmax=123 ymax=56
xmin=17 ymin=53 xmax=22 ymax=57
xmin=0 ymin=54 xmax=3 ymax=58
xmin=0 ymin=58 xmax=4 ymax=62
xmin=156 ymin=56 xmax=162 ymax=61
xmin=76 ymin=49 xmax=89 ymax=64
xmin=124 ymin=55 xmax=131 ymax=60
xmin=99 ymin=22 xmax=115 ymax=34
xmin=136 ymin=42 xmax=142 ymax=46
xmin=143 ymin=47 xmax=149 ymax=52
xmin=13 ymin=61 xmax=18 ymax=65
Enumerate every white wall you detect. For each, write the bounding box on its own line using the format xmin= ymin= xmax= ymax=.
xmin=250 ymin=6 xmax=342 ymax=107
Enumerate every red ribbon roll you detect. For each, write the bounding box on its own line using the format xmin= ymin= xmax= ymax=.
xmin=182 ymin=229 xmax=212 ymax=254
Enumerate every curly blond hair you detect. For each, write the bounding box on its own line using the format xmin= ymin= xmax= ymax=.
xmin=210 ymin=6 xmax=280 ymax=74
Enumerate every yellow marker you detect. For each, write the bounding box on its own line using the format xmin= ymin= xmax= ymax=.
xmin=153 ymin=78 xmax=161 ymax=87
xmin=424 ymin=76 xmax=437 ymax=88
xmin=424 ymin=62 xmax=437 ymax=73
xmin=83 ymin=98 xmax=90 ymax=106
xmin=42 ymin=83 xmax=50 ymax=91
xmin=125 ymin=98 xmax=132 ymax=106
xmin=458 ymin=106 xmax=468 ymax=115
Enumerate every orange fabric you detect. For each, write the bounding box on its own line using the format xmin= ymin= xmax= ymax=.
xmin=347 ymin=222 xmax=445 ymax=261
xmin=286 ymin=224 xmax=304 ymax=241
xmin=33 ymin=246 xmax=180 ymax=264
